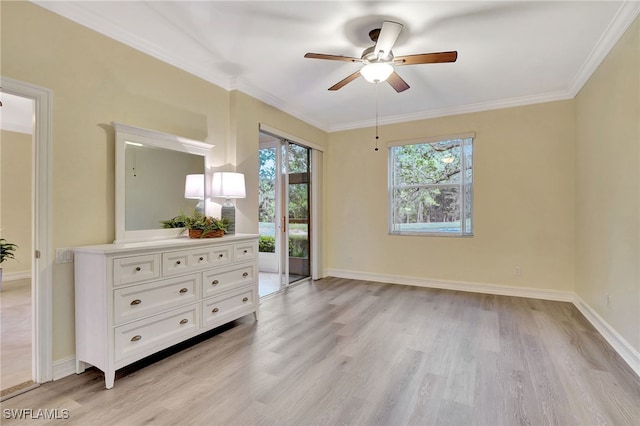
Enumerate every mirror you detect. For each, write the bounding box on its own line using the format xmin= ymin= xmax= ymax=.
xmin=113 ymin=122 xmax=213 ymax=243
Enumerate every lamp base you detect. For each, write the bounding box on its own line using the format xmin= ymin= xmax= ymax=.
xmin=221 ymin=203 xmax=236 ymax=234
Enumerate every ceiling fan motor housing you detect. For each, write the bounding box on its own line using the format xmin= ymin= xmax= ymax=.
xmin=362 ymin=45 xmax=394 ymax=63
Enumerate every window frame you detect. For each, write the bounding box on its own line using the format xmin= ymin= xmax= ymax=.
xmin=388 ymin=132 xmax=475 ymax=237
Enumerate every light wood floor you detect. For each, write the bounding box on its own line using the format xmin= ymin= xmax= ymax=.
xmin=1 ymin=278 xmax=32 ymax=393
xmin=2 ymin=277 xmax=639 ymax=425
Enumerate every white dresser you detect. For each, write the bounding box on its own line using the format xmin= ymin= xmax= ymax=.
xmin=73 ymin=234 xmax=259 ymax=389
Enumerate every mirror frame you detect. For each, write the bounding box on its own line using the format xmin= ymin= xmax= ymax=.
xmin=113 ymin=122 xmax=213 ymax=243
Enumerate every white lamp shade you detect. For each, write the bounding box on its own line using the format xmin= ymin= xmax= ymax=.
xmin=211 ymin=172 xmax=246 ymax=199
xmin=184 ymin=174 xmax=204 ymax=199
xmin=360 ymin=62 xmax=394 ymax=83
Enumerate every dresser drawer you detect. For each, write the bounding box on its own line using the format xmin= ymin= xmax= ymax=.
xmin=202 ymin=286 xmax=256 ymax=329
xmin=114 ymin=304 xmax=200 ymax=363
xmin=113 ymin=254 xmax=161 ymax=286
xmin=163 ymin=245 xmax=232 ymax=276
xmin=202 ymin=262 xmax=256 ymax=297
xmin=113 ymin=274 xmax=201 ymax=324
xmin=234 ymin=241 xmax=257 ymax=262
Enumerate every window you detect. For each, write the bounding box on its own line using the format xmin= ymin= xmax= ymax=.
xmin=389 ymin=133 xmax=474 ymax=236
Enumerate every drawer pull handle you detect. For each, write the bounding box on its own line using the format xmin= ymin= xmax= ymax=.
xmin=176 ymin=260 xmax=181 ymax=265
xmin=211 ymin=280 xmax=219 ymax=285
xmin=218 ymin=254 xmax=224 ymax=259
xmin=242 ymin=297 xmax=249 ymax=302
xmin=179 ymin=288 xmax=188 ymax=294
xmin=242 ymin=272 xmax=249 ymax=278
xmin=131 ymin=335 xmax=142 ymax=342
xmin=179 ymin=319 xmax=189 ymax=325
xmin=199 ymin=257 xmax=204 ymax=261
xmin=135 ymin=266 xmax=141 ymax=272
xmin=130 ymin=299 xmax=142 ymax=306
xmin=212 ymin=308 xmax=219 ymax=313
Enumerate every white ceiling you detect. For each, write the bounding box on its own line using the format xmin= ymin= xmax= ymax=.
xmin=0 ymin=92 xmax=34 ymax=135
xmin=33 ymin=1 xmax=639 ymax=132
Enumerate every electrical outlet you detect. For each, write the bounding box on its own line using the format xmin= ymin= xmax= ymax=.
xmin=514 ymin=266 xmax=522 ymax=276
xmin=606 ymin=292 xmax=611 ymax=306
xmin=56 ymin=248 xmax=74 ymax=264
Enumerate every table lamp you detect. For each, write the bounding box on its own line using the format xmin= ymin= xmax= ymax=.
xmin=211 ymin=172 xmax=245 ymax=234
xmin=184 ymin=174 xmax=205 ymax=214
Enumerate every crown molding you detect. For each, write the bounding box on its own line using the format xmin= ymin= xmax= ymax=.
xmin=32 ymin=0 xmax=640 ymax=134
xmin=326 ymin=89 xmax=574 ymax=132
xmin=32 ymin=1 xmax=233 ymax=91
xmin=232 ymin=77 xmax=328 ymax=131
xmin=568 ymin=1 xmax=640 ymax=97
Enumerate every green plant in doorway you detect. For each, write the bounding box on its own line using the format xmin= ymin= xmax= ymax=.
xmin=259 ymin=235 xmax=275 ymax=253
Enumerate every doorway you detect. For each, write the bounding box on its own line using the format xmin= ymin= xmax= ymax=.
xmin=258 ymin=131 xmax=312 ymax=296
xmin=0 ymin=77 xmax=53 ymax=398
xmin=0 ymin=92 xmax=35 ymax=395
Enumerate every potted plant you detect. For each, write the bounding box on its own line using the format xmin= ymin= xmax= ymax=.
xmin=162 ymin=211 xmax=229 ymax=238
xmin=0 ymin=238 xmax=18 ymax=286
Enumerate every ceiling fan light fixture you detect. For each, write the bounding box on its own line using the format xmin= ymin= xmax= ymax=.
xmin=361 ymin=62 xmax=394 ymax=83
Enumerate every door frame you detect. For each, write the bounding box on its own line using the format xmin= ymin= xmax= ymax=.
xmin=259 ymin=124 xmax=324 ymax=284
xmin=1 ymin=76 xmax=53 ymax=384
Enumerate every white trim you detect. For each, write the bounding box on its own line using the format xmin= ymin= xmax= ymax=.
xmin=32 ymin=1 xmax=232 ymax=91
xmin=2 ymin=270 xmax=31 ymax=281
xmin=327 ymin=268 xmax=640 ymax=377
xmin=326 ymin=90 xmax=574 ymax=132
xmin=311 ymin=150 xmax=324 ymax=280
xmin=328 ymin=269 xmax=574 ymax=302
xmin=568 ymin=1 xmax=640 ymax=97
xmin=112 ymin=122 xmax=213 ymax=243
xmin=259 ymin=123 xmax=325 ymax=152
xmin=387 ymin=132 xmax=476 ymax=148
xmin=1 ymin=76 xmax=54 ymax=384
xmin=52 ymin=356 xmax=77 ymax=381
xmin=572 ymin=295 xmax=640 ymax=377
xmin=46 ymin=270 xmax=639 ymax=383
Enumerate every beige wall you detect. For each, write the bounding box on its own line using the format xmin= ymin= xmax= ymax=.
xmin=0 ymin=130 xmax=32 ymax=275
xmin=2 ymin=1 xmax=637 ymax=367
xmin=229 ymin=91 xmax=328 ymax=236
xmin=575 ymin=18 xmax=639 ymax=352
xmin=326 ymin=101 xmax=576 ymax=291
xmin=1 ymin=2 xmax=325 ymax=361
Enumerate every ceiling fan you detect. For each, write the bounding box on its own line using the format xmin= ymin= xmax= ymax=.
xmin=304 ymin=20 xmax=457 ymax=93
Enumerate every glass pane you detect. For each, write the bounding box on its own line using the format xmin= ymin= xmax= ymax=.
xmin=258 ymin=147 xmax=277 ymax=242
xmin=287 ymin=143 xmax=310 ymax=282
xmin=463 ymin=138 xmax=473 ymax=183
xmin=392 ymin=140 xmax=462 ymax=186
xmin=463 ymin=183 xmax=473 ymax=235
xmin=392 ymin=187 xmax=462 ymax=233
xmin=288 ymin=143 xmax=308 ymax=174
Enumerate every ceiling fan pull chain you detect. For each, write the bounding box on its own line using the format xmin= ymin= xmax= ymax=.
xmin=375 ymin=82 xmax=379 ymax=151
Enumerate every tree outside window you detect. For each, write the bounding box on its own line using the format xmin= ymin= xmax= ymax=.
xmin=389 ymin=136 xmax=473 ymax=236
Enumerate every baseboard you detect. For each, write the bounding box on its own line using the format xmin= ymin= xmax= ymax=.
xmin=327 ymin=268 xmax=639 ymax=377
xmin=2 ymin=270 xmax=31 ymax=281
xmin=52 ymin=356 xmax=76 ymax=381
xmin=572 ymin=295 xmax=640 ymax=376
xmin=327 ymin=268 xmax=575 ymax=302
xmin=52 ymin=270 xmax=640 ymax=382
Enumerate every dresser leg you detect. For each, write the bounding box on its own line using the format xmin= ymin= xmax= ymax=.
xmin=105 ymin=371 xmax=115 ymax=389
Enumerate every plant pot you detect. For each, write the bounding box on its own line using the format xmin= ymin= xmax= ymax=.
xmin=188 ymin=229 xmax=224 ymax=238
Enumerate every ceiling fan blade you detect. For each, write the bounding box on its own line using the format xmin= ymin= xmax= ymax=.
xmin=304 ymin=53 xmax=362 ymax=63
xmin=394 ymin=51 xmax=458 ymax=65
xmin=386 ymin=71 xmax=410 ymax=93
xmin=328 ymin=70 xmax=361 ymax=91
xmin=374 ymin=21 xmax=403 ymax=60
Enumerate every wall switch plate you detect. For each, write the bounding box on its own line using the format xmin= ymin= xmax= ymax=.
xmin=56 ymin=248 xmax=74 ymax=264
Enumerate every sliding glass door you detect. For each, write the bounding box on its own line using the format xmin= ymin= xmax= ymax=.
xmin=258 ymin=133 xmax=311 ymax=296
xmin=283 ymin=142 xmax=311 ymax=284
